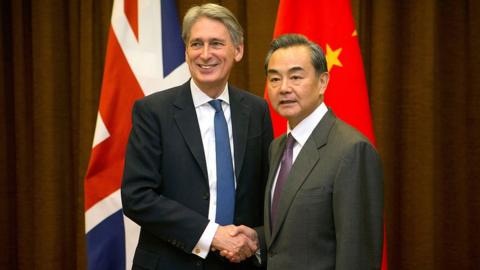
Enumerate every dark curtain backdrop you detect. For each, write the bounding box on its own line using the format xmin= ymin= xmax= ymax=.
xmin=1 ymin=0 xmax=479 ymax=269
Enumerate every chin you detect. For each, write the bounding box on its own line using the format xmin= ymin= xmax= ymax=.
xmin=277 ymin=108 xmax=298 ymax=117
xmin=277 ymin=112 xmax=294 ymax=120
xmin=195 ymin=76 xmax=218 ymax=83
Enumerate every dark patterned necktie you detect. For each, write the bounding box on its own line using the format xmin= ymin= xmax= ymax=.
xmin=271 ymin=133 xmax=295 ymax=229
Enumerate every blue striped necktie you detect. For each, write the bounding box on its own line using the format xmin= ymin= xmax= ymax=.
xmin=209 ymin=99 xmax=235 ymax=225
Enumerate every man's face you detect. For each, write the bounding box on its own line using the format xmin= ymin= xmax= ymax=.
xmin=267 ymin=45 xmax=329 ymax=128
xmin=185 ymin=17 xmax=243 ymax=96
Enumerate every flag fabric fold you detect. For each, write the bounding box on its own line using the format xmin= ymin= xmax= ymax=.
xmin=84 ymin=0 xmax=189 ymax=269
xmin=267 ymin=0 xmax=387 ymax=269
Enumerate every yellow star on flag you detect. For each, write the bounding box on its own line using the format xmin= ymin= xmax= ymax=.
xmin=326 ymin=44 xmax=343 ymax=71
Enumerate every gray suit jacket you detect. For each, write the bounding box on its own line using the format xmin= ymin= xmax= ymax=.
xmin=261 ymin=109 xmax=383 ymax=270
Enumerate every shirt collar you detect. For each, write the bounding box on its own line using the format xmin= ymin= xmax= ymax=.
xmin=288 ymin=102 xmax=328 ymax=147
xmin=190 ymin=79 xmax=230 ymax=108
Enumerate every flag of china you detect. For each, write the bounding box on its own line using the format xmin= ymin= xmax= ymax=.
xmin=268 ymin=0 xmax=374 ymax=144
xmin=267 ymin=0 xmax=387 ymax=269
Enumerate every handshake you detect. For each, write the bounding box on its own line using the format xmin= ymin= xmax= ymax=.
xmin=211 ymin=225 xmax=259 ymax=263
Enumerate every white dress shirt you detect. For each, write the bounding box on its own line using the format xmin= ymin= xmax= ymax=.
xmin=271 ymin=102 xmax=328 ymax=202
xmin=190 ymin=79 xmax=236 ymax=258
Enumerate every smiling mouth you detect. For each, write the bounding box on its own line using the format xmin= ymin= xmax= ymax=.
xmin=198 ymin=64 xmax=218 ymax=69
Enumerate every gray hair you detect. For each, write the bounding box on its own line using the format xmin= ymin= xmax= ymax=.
xmin=182 ymin=3 xmax=244 ymax=46
xmin=264 ymin=34 xmax=328 ymax=76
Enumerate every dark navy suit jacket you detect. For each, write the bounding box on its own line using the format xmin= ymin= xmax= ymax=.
xmin=122 ymin=80 xmax=273 ymax=270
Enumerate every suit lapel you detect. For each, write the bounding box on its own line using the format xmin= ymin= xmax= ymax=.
xmin=229 ymin=87 xmax=250 ymax=180
xmin=173 ymin=82 xmax=209 ymax=184
xmin=264 ymin=135 xmax=287 ymax=246
xmin=268 ymin=110 xmax=337 ymax=246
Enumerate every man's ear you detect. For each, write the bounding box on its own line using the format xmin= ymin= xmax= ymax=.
xmin=234 ymin=44 xmax=244 ymax=62
xmin=318 ymin=72 xmax=330 ymax=95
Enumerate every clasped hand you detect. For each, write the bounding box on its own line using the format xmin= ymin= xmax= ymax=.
xmin=211 ymin=225 xmax=258 ymax=263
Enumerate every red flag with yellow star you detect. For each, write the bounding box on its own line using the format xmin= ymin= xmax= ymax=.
xmin=267 ymin=0 xmax=375 ymax=144
xmin=266 ymin=0 xmax=387 ymax=268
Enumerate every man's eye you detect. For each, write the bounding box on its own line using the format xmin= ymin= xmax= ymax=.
xmin=291 ymin=75 xmax=302 ymax=80
xmin=190 ymin=42 xmax=202 ymax=48
xmin=269 ymin=77 xmax=280 ymax=83
xmin=211 ymin=41 xmax=224 ymax=47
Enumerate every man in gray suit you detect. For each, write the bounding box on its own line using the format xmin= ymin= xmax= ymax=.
xmin=253 ymin=34 xmax=384 ymax=269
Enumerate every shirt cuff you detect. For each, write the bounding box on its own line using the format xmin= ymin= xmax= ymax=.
xmin=255 ymin=249 xmax=262 ymax=264
xmin=192 ymin=221 xmax=219 ymax=258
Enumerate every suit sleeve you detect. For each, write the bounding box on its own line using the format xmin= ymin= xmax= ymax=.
xmin=255 ymin=100 xmax=274 ymax=267
xmin=121 ymin=99 xmax=209 ymax=254
xmin=261 ymin=100 xmax=274 ymax=194
xmin=333 ymin=141 xmax=384 ymax=270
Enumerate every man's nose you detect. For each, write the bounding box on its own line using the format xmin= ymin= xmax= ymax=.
xmin=279 ymin=79 xmax=291 ymax=93
xmin=201 ymin=44 xmax=211 ymax=59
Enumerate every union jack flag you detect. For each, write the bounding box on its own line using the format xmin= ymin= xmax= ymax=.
xmin=84 ymin=0 xmax=190 ymax=269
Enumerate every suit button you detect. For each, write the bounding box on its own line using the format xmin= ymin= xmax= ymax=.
xmin=195 ymin=261 xmax=202 ymax=267
xmin=202 ymin=193 xmax=209 ymax=200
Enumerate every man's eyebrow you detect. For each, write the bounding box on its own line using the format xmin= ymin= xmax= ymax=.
xmin=267 ymin=69 xmax=280 ymax=75
xmin=288 ymin=66 xmax=305 ymax=73
xmin=188 ymin=38 xmax=202 ymax=43
xmin=210 ymin=38 xmax=226 ymax=42
xmin=267 ymin=66 xmax=305 ymax=75
xmin=189 ymin=37 xmax=226 ymax=42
